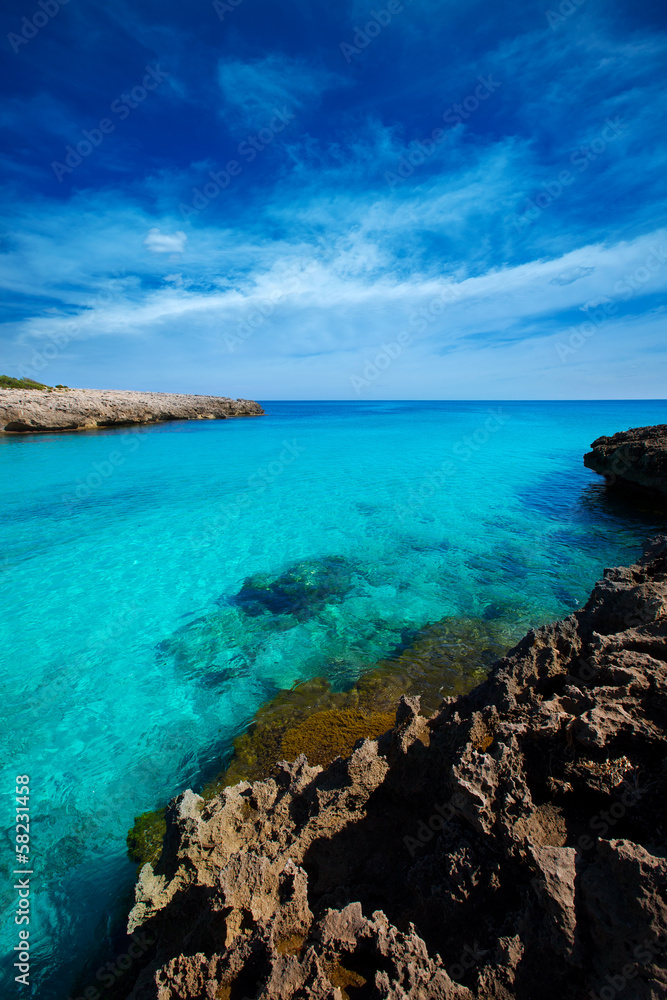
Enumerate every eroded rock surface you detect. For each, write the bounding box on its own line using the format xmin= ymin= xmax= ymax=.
xmin=585 ymin=424 xmax=667 ymax=494
xmin=125 ymin=539 xmax=667 ymax=1000
xmin=0 ymin=388 xmax=264 ymax=433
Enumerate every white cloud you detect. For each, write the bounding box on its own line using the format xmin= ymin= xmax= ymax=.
xmin=550 ymin=266 xmax=596 ymax=286
xmin=218 ymin=53 xmax=344 ymax=129
xmin=143 ymin=228 xmax=187 ymax=253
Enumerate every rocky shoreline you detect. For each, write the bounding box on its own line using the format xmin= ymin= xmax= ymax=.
xmin=0 ymin=388 xmax=264 ymax=433
xmin=121 ymin=537 xmax=667 ymax=1000
xmin=585 ymin=423 xmax=667 ymax=494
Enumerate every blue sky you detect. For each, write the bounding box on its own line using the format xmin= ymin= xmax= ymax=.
xmin=1 ymin=0 xmax=666 ymax=399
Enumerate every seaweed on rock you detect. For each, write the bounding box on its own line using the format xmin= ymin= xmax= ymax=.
xmin=126 ymin=808 xmax=166 ymax=867
xmin=280 ymin=708 xmax=395 ymax=769
xmin=128 ymin=614 xmax=515 ymax=866
xmin=228 ymin=555 xmax=356 ymax=620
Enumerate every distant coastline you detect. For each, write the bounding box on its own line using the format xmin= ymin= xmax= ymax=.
xmin=0 ymin=387 xmax=264 ymax=434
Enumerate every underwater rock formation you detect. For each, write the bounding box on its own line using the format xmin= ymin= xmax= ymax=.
xmin=158 ymin=555 xmax=365 ymax=682
xmin=208 ymin=613 xmax=510 ymax=795
xmin=585 ymin=423 xmax=667 ymax=494
xmin=0 ymin=388 xmax=264 ymax=433
xmin=124 ymin=537 xmax=667 ymax=1000
xmin=230 ymin=557 xmax=356 ymax=621
xmin=129 ymin=616 xmax=512 ymax=865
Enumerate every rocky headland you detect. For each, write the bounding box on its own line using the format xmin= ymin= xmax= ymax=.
xmin=585 ymin=424 xmax=667 ymax=494
xmin=0 ymin=388 xmax=264 ymax=433
xmin=122 ymin=537 xmax=667 ymax=1000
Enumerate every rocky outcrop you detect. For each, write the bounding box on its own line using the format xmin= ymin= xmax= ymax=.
xmin=124 ymin=538 xmax=667 ymax=1000
xmin=585 ymin=424 xmax=667 ymax=494
xmin=0 ymin=388 xmax=264 ymax=433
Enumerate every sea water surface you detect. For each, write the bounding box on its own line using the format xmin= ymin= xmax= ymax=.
xmin=1 ymin=399 xmax=666 ymax=999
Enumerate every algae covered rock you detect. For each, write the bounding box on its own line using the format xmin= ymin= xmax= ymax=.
xmin=158 ymin=554 xmax=364 ymax=683
xmin=126 ymin=807 xmax=167 ymax=867
xmin=229 ymin=555 xmax=356 ymax=620
xmin=203 ymin=615 xmax=513 ymax=794
xmin=356 ymin=615 xmax=514 ymax=713
xmin=128 ymin=613 xmax=515 ymax=864
xmin=280 ymin=707 xmax=395 ymax=768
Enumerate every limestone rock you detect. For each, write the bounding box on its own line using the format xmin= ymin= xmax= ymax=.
xmin=0 ymin=387 xmax=263 ymax=433
xmin=584 ymin=423 xmax=667 ymax=494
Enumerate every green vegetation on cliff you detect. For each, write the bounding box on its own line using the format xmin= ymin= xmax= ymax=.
xmin=0 ymin=375 xmax=50 ymax=389
xmin=0 ymin=375 xmax=70 ymax=390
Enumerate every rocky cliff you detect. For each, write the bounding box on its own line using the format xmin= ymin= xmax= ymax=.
xmin=585 ymin=424 xmax=667 ymax=494
xmin=0 ymin=388 xmax=264 ymax=433
xmin=124 ymin=538 xmax=667 ymax=1000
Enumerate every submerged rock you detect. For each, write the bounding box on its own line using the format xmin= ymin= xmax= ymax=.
xmin=279 ymin=708 xmax=396 ymax=770
xmin=128 ymin=616 xmax=512 ymax=865
xmin=156 ymin=555 xmax=363 ymax=686
xmin=127 ymin=809 xmax=167 ymax=868
xmin=201 ymin=614 xmax=510 ymax=790
xmin=585 ymin=423 xmax=667 ymax=494
xmin=229 ymin=556 xmax=356 ymax=621
xmin=123 ymin=538 xmax=667 ymax=1000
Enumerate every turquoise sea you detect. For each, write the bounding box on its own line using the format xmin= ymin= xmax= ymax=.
xmin=1 ymin=399 xmax=666 ymax=999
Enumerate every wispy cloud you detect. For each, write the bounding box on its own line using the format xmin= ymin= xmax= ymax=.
xmin=143 ymin=228 xmax=187 ymax=253
xmin=218 ymin=53 xmax=344 ymax=130
xmin=0 ymin=0 xmax=665 ymax=397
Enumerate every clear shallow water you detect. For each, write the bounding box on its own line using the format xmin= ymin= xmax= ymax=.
xmin=0 ymin=399 xmax=666 ymax=999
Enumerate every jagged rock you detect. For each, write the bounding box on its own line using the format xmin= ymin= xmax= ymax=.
xmin=123 ymin=538 xmax=667 ymax=1000
xmin=584 ymin=423 xmax=667 ymax=494
xmin=0 ymin=388 xmax=263 ymax=433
